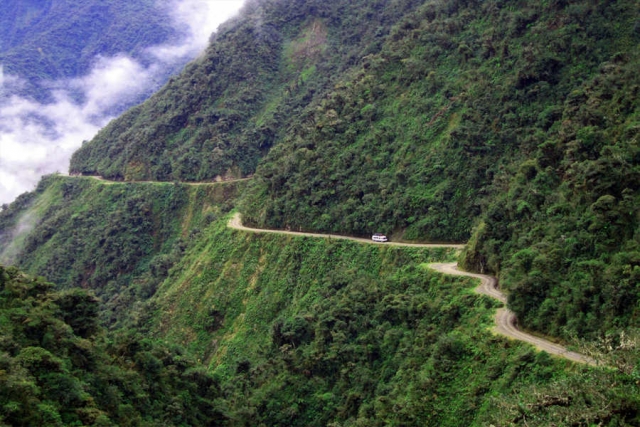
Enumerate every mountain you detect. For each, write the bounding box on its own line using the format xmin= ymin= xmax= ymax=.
xmin=1 ymin=0 xmax=639 ymax=425
xmin=69 ymin=0 xmax=425 ymax=181
xmin=3 ymin=176 xmax=638 ymax=426
xmin=70 ymin=0 xmax=640 ymax=340
xmin=0 ymin=0 xmax=178 ymax=101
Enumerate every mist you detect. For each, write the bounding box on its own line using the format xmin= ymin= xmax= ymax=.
xmin=0 ymin=0 xmax=245 ymax=206
xmin=0 ymin=210 xmax=37 ymax=265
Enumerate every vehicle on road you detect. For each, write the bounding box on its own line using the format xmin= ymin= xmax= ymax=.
xmin=372 ymin=233 xmax=388 ymax=242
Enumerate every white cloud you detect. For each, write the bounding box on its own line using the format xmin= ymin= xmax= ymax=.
xmin=147 ymin=0 xmax=246 ymax=66
xmin=71 ymin=55 xmax=152 ymax=118
xmin=0 ymin=0 xmax=245 ymax=205
xmin=0 ymin=92 xmax=105 ymax=203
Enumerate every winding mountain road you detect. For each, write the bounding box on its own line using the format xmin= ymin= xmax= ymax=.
xmin=73 ymin=175 xmax=251 ymax=186
xmin=229 ymin=213 xmax=596 ymax=366
xmin=63 ymin=173 xmax=596 ymax=366
xmin=429 ymin=263 xmax=596 ymax=365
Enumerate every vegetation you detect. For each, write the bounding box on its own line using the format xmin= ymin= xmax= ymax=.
xmin=118 ymin=213 xmax=640 ymax=426
xmin=1 ymin=0 xmax=639 ymax=424
xmin=0 ymin=0 xmax=179 ymax=102
xmin=239 ymin=0 xmax=639 ymax=241
xmin=2 ymin=176 xmax=639 ymax=425
xmin=0 ymin=175 xmax=242 ymax=328
xmin=68 ymin=0 xmax=639 ymax=340
xmin=69 ymin=0 xmax=426 ymax=181
xmin=0 ymin=264 xmax=227 ymax=426
xmin=461 ymin=54 xmax=640 ymax=339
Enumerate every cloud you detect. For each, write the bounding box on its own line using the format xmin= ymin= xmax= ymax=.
xmin=0 ymin=0 xmax=245 ymax=205
xmin=0 ymin=210 xmax=38 ymax=265
xmin=70 ymin=55 xmax=154 ymax=119
xmin=151 ymin=0 xmax=246 ymax=61
xmin=0 ymin=90 xmax=106 ymax=204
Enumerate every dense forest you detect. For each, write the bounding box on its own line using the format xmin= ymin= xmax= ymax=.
xmin=1 ymin=0 xmax=639 ymax=425
xmin=2 ymin=196 xmax=639 ymax=425
xmin=0 ymin=265 xmax=227 ymax=426
xmin=0 ymin=0 xmax=179 ymax=102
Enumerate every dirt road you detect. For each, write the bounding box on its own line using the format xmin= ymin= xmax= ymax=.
xmin=228 ymin=213 xmax=465 ymax=249
xmin=429 ymin=263 xmax=596 ymax=365
xmin=66 ymin=174 xmax=250 ymax=186
xmin=230 ymin=213 xmax=595 ymax=365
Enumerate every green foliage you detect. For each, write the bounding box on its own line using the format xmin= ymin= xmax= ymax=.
xmin=0 ymin=175 xmax=243 ymax=328
xmin=462 ymin=49 xmax=640 ymax=339
xmin=69 ymin=0 xmax=425 ymax=181
xmin=145 ymin=213 xmax=639 ymax=426
xmin=481 ymin=330 xmax=640 ymax=426
xmin=238 ymin=0 xmax=640 ymax=339
xmin=0 ymin=264 xmax=227 ymax=426
xmin=240 ymin=0 xmax=638 ymax=245
xmin=2 ymin=0 xmax=640 ymax=424
xmin=67 ymin=0 xmax=640 ymax=340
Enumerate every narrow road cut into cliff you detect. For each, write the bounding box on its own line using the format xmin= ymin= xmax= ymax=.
xmin=69 ymin=174 xmax=251 ymax=186
xmin=229 ymin=212 xmax=596 ymax=366
xmin=228 ymin=212 xmax=464 ymax=249
xmin=428 ymin=263 xmax=595 ymax=365
xmin=63 ymin=175 xmax=597 ymax=366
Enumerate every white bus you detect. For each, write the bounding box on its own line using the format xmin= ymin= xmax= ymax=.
xmin=372 ymin=233 xmax=388 ymax=242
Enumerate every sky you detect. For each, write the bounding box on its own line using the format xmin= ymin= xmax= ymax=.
xmin=0 ymin=0 xmax=245 ymax=206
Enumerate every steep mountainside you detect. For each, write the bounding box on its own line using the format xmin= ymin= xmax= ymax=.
xmin=70 ymin=0 xmax=639 ymax=341
xmin=0 ymin=174 xmax=242 ymax=328
xmin=69 ymin=0 xmax=426 ymax=181
xmin=1 ymin=0 xmax=639 ymax=424
xmin=238 ymin=0 xmax=640 ymax=340
xmin=145 ymin=216 xmax=639 ymax=426
xmin=3 ymin=184 xmax=639 ymax=425
xmin=0 ymin=0 xmax=177 ymax=101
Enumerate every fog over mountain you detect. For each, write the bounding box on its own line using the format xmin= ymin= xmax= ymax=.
xmin=0 ymin=0 xmax=244 ymax=205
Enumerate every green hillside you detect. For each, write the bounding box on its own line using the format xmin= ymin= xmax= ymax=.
xmin=70 ymin=0 xmax=640 ymax=340
xmin=1 ymin=0 xmax=640 ymax=424
xmin=0 ymin=174 xmax=242 ymax=328
xmin=238 ymin=0 xmax=640 ymax=340
xmin=146 ymin=215 xmax=638 ymax=426
xmin=3 ymin=178 xmax=638 ymax=425
xmin=69 ymin=0 xmax=426 ymax=181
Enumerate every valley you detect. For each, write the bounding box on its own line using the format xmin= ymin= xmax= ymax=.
xmin=0 ymin=0 xmax=638 ymax=425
